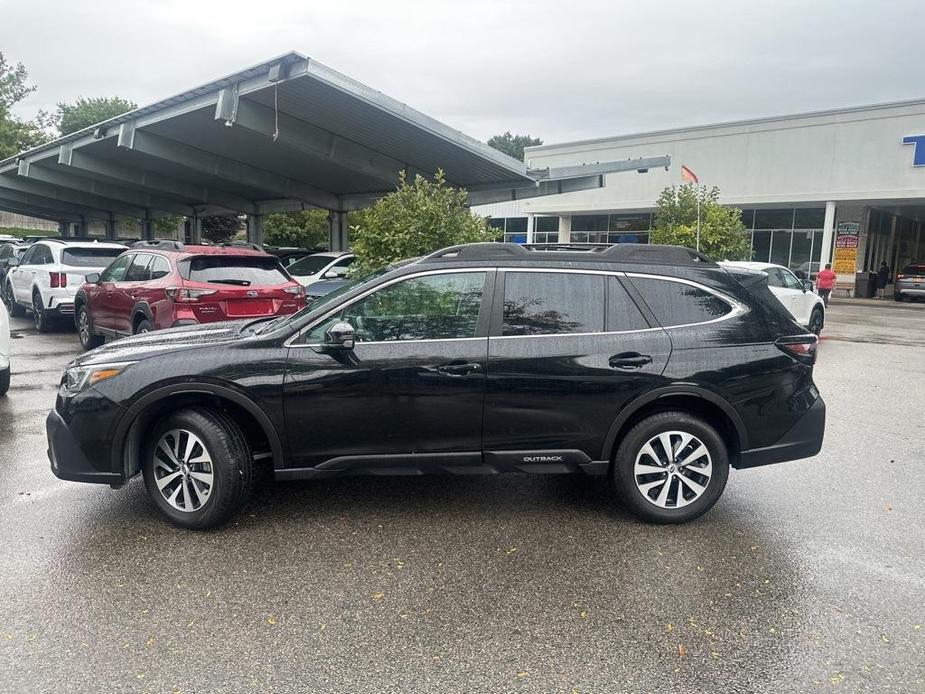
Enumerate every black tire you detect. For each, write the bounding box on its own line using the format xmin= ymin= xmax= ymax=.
xmin=611 ymin=411 xmax=730 ymax=524
xmin=32 ymin=290 xmax=53 ymax=332
xmin=76 ymin=304 xmax=104 ymax=350
xmin=0 ymin=366 xmax=9 ymax=396
xmin=142 ymin=407 xmax=254 ymax=529
xmin=894 ymin=293 xmax=903 ymax=302
xmin=6 ymin=283 xmax=25 ymax=318
xmin=134 ymin=318 xmax=154 ymax=335
xmin=809 ymin=307 xmax=824 ymax=335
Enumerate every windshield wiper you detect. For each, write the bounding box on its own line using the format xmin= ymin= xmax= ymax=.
xmin=207 ymin=279 xmax=251 ymax=286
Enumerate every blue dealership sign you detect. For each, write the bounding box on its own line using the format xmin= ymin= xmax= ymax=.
xmin=903 ymin=135 xmax=925 ymax=166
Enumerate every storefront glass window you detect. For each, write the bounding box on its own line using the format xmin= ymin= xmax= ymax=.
xmin=789 ymin=229 xmax=815 ymax=272
xmin=535 ymin=217 xmax=559 ymax=233
xmin=609 ymin=213 xmax=651 ymax=232
xmin=793 ymin=208 xmax=825 ymax=228
xmin=770 ymin=230 xmax=792 ymax=266
xmin=740 ymin=209 xmax=755 ymax=229
xmin=755 ymin=209 xmax=795 ymax=229
xmin=571 ymin=215 xmax=609 ymax=232
xmin=752 ymin=230 xmax=771 ymax=262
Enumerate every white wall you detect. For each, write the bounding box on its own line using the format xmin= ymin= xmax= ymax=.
xmin=507 ymin=99 xmax=925 ymax=215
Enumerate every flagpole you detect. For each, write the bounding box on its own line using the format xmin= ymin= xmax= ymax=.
xmin=696 ymin=186 xmax=701 ymax=252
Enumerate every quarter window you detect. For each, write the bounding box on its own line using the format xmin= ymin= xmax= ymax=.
xmin=630 ymin=277 xmax=732 ymax=327
xmin=502 ymin=272 xmax=604 ymax=336
xmin=305 ymin=272 xmax=486 ymax=343
xmin=149 ymin=256 xmax=171 ymax=280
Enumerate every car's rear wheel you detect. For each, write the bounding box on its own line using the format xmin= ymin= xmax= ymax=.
xmin=134 ymin=318 xmax=153 ymax=334
xmin=5 ymin=283 xmax=25 ymax=318
xmin=809 ymin=307 xmax=824 ymax=335
xmin=32 ymin=290 xmax=53 ymax=332
xmin=76 ymin=305 xmax=104 ymax=350
xmin=0 ymin=366 xmax=9 ymax=396
xmin=611 ymin=411 xmax=729 ymax=524
xmin=142 ymin=407 xmax=255 ymax=529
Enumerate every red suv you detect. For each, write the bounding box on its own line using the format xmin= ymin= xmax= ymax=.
xmin=74 ymin=241 xmax=305 ymax=350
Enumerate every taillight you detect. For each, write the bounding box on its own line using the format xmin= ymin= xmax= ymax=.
xmin=50 ymin=272 xmax=66 ymax=288
xmin=165 ymin=287 xmax=218 ymax=302
xmin=284 ymin=284 xmax=305 ymax=298
xmin=775 ymin=335 xmax=818 ymax=365
xmin=897 ymin=275 xmax=907 ymax=280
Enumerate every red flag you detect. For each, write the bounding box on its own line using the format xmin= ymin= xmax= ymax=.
xmin=680 ymin=165 xmax=699 ymax=184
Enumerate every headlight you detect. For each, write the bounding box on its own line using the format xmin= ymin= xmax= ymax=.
xmin=60 ymin=362 xmax=136 ymax=396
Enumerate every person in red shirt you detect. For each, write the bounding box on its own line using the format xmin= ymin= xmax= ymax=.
xmin=816 ymin=263 xmax=837 ymax=306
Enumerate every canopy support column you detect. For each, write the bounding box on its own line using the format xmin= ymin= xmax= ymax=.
xmin=247 ymin=213 xmax=264 ymax=246
xmin=328 ymin=211 xmax=349 ymax=251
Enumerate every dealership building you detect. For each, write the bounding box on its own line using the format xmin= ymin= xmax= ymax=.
xmin=474 ymin=98 xmax=925 ymax=290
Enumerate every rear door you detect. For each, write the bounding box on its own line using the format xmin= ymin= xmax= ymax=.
xmin=180 ymin=255 xmax=302 ymax=322
xmin=110 ymin=253 xmax=154 ymax=334
xmin=482 ymin=269 xmax=671 ymax=469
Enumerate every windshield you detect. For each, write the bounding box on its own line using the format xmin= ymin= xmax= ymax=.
xmin=287 ymin=255 xmax=339 ymax=277
xmin=181 ymin=256 xmax=290 ymax=286
xmin=62 ymin=247 xmax=125 ymax=267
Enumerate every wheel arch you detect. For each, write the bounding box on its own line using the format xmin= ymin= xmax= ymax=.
xmin=131 ymin=302 xmax=154 ymax=331
xmin=601 ymin=386 xmax=748 ymax=468
xmin=114 ymin=382 xmax=286 ymax=481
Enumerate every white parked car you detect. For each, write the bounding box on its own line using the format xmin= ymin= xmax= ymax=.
xmin=286 ymin=251 xmax=355 ymax=288
xmin=4 ymin=239 xmax=126 ymax=332
xmin=721 ymin=261 xmax=825 ymax=334
xmin=0 ymin=297 xmax=9 ymax=395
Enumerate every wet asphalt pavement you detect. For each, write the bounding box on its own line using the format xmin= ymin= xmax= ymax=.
xmin=0 ymin=300 xmax=923 ymax=693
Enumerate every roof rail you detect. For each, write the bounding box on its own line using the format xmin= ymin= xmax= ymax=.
xmin=421 ymin=242 xmax=716 ymax=266
xmin=131 ymin=239 xmax=185 ymax=251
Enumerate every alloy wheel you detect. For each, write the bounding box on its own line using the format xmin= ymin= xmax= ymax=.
xmin=78 ymin=310 xmax=90 ymax=344
xmin=633 ymin=431 xmax=713 ymax=509
xmin=152 ymin=429 xmax=215 ymax=512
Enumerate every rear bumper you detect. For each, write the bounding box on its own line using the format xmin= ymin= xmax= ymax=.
xmin=895 ymin=286 xmax=925 ymax=297
xmin=736 ymin=397 xmax=826 ymax=469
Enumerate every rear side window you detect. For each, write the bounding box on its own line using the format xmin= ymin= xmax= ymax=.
xmin=502 ymin=272 xmax=604 ymax=336
xmin=125 ymin=254 xmax=153 ymax=282
xmin=629 ymin=277 xmax=732 ymax=327
xmin=181 ymin=256 xmax=289 ymax=286
xmin=62 ymin=247 xmax=125 ymax=267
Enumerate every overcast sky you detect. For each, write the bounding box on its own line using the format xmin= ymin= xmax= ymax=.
xmin=2 ymin=0 xmax=923 ymax=146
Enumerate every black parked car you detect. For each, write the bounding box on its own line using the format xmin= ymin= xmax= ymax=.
xmin=47 ymin=243 xmax=825 ymax=529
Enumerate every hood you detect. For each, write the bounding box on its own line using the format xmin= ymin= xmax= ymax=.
xmin=71 ymin=320 xmax=250 ymax=367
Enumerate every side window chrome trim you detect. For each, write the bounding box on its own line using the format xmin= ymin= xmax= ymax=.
xmin=285 ymin=267 xmax=493 ymax=348
xmin=623 ymin=272 xmax=748 ymax=329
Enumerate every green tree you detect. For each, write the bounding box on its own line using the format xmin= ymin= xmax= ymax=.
xmin=200 ymin=214 xmax=242 ymax=244
xmin=55 ymin=96 xmax=137 ymax=135
xmin=487 ymin=131 xmax=542 ymax=162
xmin=0 ymin=52 xmax=49 ymax=159
xmin=651 ymin=184 xmax=750 ymax=261
xmin=349 ymin=169 xmax=493 ymax=273
xmin=263 ymin=209 xmax=329 ymax=248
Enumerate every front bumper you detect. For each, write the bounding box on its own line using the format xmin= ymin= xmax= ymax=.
xmin=46 ymin=388 xmax=126 ymax=485
xmin=47 ymin=409 xmax=122 ymax=484
xmin=736 ymin=396 xmax=826 ymax=469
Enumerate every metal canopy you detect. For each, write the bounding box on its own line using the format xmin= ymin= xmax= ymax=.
xmin=0 ymin=51 xmax=669 ymax=241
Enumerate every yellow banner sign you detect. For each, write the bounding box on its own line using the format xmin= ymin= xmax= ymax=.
xmin=833 ymin=247 xmax=857 ymax=274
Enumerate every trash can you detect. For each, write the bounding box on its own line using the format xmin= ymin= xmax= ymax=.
xmin=855 ymin=272 xmax=876 ymax=298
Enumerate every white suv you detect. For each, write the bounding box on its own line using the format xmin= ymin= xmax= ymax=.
xmin=4 ymin=239 xmax=126 ymax=332
xmin=0 ymin=297 xmax=9 ymax=395
xmin=721 ymin=261 xmax=825 ymax=334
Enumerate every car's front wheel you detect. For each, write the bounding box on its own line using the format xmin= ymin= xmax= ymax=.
xmin=5 ymin=283 xmax=25 ymax=318
xmin=142 ymin=407 xmax=255 ymax=529
xmin=76 ymin=305 xmax=104 ymax=350
xmin=611 ymin=411 xmax=730 ymax=524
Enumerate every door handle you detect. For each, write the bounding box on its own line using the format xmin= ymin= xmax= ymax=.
xmin=609 ymin=353 xmax=653 ymax=369
xmin=437 ymin=362 xmax=482 ymax=376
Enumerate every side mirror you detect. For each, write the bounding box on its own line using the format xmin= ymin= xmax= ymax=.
xmin=7 ymin=258 xmax=18 ymax=267
xmin=85 ymin=272 xmax=101 ymax=284
xmin=324 ymin=268 xmax=346 ymax=279
xmin=802 ymin=280 xmax=813 ymax=293
xmin=324 ymin=321 xmax=355 ymax=350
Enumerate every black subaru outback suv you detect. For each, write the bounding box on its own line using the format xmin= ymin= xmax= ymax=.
xmin=47 ymin=243 xmax=825 ymax=529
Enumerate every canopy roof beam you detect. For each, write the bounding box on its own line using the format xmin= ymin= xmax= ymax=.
xmin=216 ymin=89 xmax=405 ymax=186
xmin=58 ymin=144 xmax=255 ymax=214
xmin=117 ymin=123 xmax=341 ymax=210
xmin=0 ymin=170 xmax=148 ymax=219
xmin=0 ymin=188 xmax=114 ymax=221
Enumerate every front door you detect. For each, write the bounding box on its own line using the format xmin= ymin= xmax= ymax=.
xmin=283 ymin=270 xmax=492 ymax=472
xmin=93 ymin=253 xmax=134 ymax=331
xmin=482 ymin=270 xmax=671 ymax=469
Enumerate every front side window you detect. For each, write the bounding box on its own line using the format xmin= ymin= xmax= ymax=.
xmin=100 ymin=254 xmax=134 ymax=283
xmin=502 ymin=272 xmax=604 ymax=336
xmin=304 ymin=272 xmax=486 ymax=343
xmin=780 ymin=268 xmax=804 ymax=290
xmin=18 ymin=246 xmax=37 ymax=266
xmin=629 ymin=277 xmax=733 ymax=327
